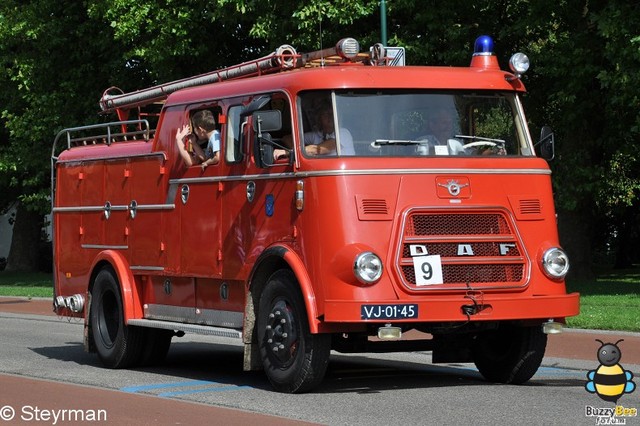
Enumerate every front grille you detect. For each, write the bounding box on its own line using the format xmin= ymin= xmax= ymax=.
xmin=397 ymin=210 xmax=527 ymax=290
xmin=407 ymin=213 xmax=510 ymax=236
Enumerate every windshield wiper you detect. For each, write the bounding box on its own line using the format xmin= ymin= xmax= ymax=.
xmin=371 ymin=139 xmax=424 ymax=147
xmin=455 ymin=135 xmax=505 ymax=144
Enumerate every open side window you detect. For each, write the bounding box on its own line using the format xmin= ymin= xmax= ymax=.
xmin=180 ymin=104 xmax=223 ymax=168
xmin=225 ymin=104 xmax=244 ymax=163
xmin=240 ymin=93 xmax=293 ymax=168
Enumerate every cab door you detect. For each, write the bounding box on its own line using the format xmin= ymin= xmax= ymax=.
xmin=219 ymin=93 xmax=297 ymax=280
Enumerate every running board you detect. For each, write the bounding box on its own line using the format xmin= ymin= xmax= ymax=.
xmin=127 ymin=319 xmax=242 ymax=339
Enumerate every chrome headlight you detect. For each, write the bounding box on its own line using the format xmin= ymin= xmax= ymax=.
xmin=541 ymin=247 xmax=570 ymax=280
xmin=353 ymin=252 xmax=383 ymax=284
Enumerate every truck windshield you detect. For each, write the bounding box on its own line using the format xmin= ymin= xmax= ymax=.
xmin=298 ymin=90 xmax=533 ymax=157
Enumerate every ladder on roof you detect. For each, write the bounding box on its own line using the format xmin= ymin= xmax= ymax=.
xmin=99 ymin=38 xmax=388 ymax=115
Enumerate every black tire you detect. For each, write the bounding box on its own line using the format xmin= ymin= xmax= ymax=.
xmin=91 ymin=267 xmax=144 ymax=368
xmin=472 ymin=325 xmax=547 ymax=384
xmin=257 ymin=270 xmax=331 ymax=393
xmin=138 ymin=328 xmax=173 ymax=367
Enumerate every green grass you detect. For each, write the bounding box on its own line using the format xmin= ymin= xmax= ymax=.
xmin=566 ymin=267 xmax=640 ymax=332
xmin=0 ymin=271 xmax=54 ymax=298
xmin=0 ymin=268 xmax=638 ymax=332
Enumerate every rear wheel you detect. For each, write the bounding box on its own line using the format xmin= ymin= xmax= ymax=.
xmin=257 ymin=270 xmax=331 ymax=393
xmin=472 ymin=325 xmax=547 ymax=384
xmin=90 ymin=267 xmax=144 ymax=368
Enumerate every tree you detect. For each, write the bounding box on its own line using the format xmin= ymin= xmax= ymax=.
xmin=1 ymin=0 xmax=638 ymax=275
xmin=0 ymin=1 xmax=127 ymax=270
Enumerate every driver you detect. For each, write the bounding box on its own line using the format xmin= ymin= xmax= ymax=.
xmin=303 ymin=101 xmax=355 ymax=156
xmin=416 ymin=109 xmax=464 ymax=155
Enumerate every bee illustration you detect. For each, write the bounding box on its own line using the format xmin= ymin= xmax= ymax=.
xmin=585 ymin=339 xmax=636 ymax=403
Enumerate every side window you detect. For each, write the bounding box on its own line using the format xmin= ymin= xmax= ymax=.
xmin=248 ymin=93 xmax=294 ymax=168
xmin=177 ymin=105 xmax=222 ymax=168
xmin=226 ymin=105 xmax=243 ymax=163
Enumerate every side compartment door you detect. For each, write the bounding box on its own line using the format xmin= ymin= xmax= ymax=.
xmin=129 ymin=153 xmax=168 ymax=271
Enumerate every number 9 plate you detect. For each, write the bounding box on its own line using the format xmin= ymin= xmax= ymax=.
xmin=361 ymin=304 xmax=419 ymax=320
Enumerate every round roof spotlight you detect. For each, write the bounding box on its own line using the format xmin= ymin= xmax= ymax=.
xmin=509 ymin=52 xmax=530 ymax=78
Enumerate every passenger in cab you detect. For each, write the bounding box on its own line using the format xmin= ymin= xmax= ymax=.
xmin=272 ymin=101 xmax=355 ymax=160
xmin=176 ymin=110 xmax=220 ymax=170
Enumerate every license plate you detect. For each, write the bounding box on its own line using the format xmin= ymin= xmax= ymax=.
xmin=361 ymin=304 xmax=418 ymax=320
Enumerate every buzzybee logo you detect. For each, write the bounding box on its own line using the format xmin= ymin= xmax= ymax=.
xmin=584 ymin=339 xmax=637 ymax=425
xmin=586 ymin=339 xmax=635 ymax=403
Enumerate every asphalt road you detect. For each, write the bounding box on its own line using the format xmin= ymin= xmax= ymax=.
xmin=0 ymin=298 xmax=639 ymax=425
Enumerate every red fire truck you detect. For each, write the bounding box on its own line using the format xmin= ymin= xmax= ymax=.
xmin=51 ymin=36 xmax=579 ymax=393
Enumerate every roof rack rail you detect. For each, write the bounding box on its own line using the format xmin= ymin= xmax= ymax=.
xmin=98 ymin=38 xmax=388 ymax=115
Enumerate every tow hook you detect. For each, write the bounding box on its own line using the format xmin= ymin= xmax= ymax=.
xmin=461 ymin=290 xmax=490 ymax=317
xmin=461 ymin=303 xmax=490 ymax=316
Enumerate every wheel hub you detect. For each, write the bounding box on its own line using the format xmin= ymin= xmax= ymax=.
xmin=264 ymin=300 xmax=298 ymax=364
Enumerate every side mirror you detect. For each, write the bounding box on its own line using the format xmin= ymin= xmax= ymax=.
xmin=251 ymin=110 xmax=287 ymax=168
xmin=252 ymin=110 xmax=282 ymax=133
xmin=535 ymin=125 xmax=555 ymax=161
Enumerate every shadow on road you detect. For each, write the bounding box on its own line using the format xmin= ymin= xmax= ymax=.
xmin=28 ymin=339 xmax=587 ymax=394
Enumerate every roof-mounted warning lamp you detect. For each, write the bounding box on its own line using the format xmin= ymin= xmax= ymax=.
xmin=473 ymin=35 xmax=494 ymax=56
xmin=470 ymin=35 xmax=500 ymax=70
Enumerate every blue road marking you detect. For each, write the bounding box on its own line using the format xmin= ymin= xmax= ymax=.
xmin=121 ymin=380 xmax=218 ymax=393
xmin=535 ymin=366 xmax=585 ymax=377
xmin=158 ymin=385 xmax=250 ymax=397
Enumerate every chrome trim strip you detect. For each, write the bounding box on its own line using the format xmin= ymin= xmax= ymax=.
xmin=168 ymin=168 xmax=550 ymax=185
xmin=53 ymin=206 xmax=105 ymax=213
xmin=294 ymin=168 xmax=552 ymax=177
xmin=130 ymin=266 xmax=165 ymax=271
xmin=82 ymin=244 xmax=129 ymax=250
xmin=53 ymin=203 xmax=175 ymax=213
xmin=136 ymin=204 xmax=175 ymax=211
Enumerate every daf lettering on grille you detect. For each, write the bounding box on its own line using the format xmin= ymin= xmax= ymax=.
xmin=409 ymin=243 xmax=517 ymax=256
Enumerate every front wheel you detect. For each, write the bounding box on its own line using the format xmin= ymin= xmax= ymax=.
xmin=90 ymin=267 xmax=144 ymax=368
xmin=257 ymin=270 xmax=331 ymax=393
xmin=472 ymin=325 xmax=547 ymax=384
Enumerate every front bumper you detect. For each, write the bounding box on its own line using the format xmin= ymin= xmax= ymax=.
xmin=324 ymin=292 xmax=580 ymax=323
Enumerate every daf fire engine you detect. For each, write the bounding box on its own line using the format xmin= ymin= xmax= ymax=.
xmin=51 ymin=36 xmax=580 ymax=393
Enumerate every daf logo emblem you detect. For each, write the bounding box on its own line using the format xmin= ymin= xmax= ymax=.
xmin=438 ymin=179 xmax=469 ymax=196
